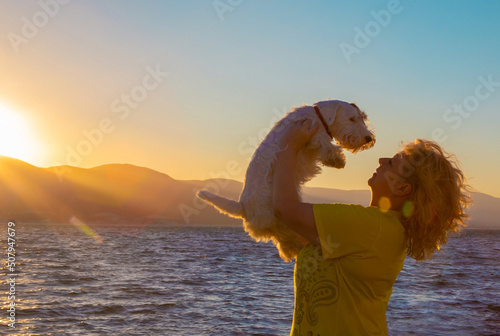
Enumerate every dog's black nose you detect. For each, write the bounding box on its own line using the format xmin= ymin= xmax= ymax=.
xmin=364 ymin=136 xmax=373 ymax=143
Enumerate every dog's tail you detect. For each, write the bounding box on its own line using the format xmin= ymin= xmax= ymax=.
xmin=196 ymin=190 xmax=245 ymax=219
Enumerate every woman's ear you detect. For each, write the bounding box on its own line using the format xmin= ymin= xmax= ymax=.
xmin=394 ymin=182 xmax=412 ymax=197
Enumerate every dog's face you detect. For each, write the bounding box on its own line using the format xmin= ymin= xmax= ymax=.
xmin=315 ymin=100 xmax=375 ymax=153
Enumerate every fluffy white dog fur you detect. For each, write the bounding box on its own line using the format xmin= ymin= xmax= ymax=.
xmin=197 ymin=100 xmax=375 ymax=261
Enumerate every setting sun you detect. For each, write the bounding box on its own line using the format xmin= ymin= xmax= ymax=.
xmin=0 ymin=103 xmax=41 ymax=164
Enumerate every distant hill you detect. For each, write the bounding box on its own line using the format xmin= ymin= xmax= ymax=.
xmin=465 ymin=192 xmax=500 ymax=229
xmin=0 ymin=156 xmax=498 ymax=229
xmin=0 ymin=156 xmax=236 ymax=226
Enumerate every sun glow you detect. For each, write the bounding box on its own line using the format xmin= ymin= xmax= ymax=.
xmin=0 ymin=103 xmax=41 ymax=164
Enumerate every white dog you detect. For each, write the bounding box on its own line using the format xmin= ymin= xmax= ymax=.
xmin=197 ymin=100 xmax=375 ymax=261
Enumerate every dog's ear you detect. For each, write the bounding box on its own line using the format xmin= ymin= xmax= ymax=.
xmin=315 ymin=100 xmax=342 ymax=125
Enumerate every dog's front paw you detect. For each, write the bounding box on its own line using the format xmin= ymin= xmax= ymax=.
xmin=322 ymin=151 xmax=346 ymax=169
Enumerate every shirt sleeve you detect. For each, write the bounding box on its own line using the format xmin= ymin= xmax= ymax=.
xmin=313 ymin=203 xmax=382 ymax=259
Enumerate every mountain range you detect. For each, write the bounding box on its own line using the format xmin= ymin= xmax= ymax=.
xmin=0 ymin=156 xmax=498 ymax=229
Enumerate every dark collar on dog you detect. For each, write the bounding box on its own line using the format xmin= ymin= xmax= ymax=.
xmin=314 ymin=105 xmax=333 ymax=139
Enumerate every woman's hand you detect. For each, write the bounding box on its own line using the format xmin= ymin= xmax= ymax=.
xmin=280 ymin=119 xmax=320 ymax=152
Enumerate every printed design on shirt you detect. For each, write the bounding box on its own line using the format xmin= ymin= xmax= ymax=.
xmin=294 ymin=244 xmax=338 ymax=332
xmin=292 ymin=328 xmax=321 ymax=336
xmin=296 ymin=284 xmax=306 ymax=325
xmin=304 ymin=279 xmax=339 ymax=326
xmin=296 ymin=244 xmax=323 ymax=281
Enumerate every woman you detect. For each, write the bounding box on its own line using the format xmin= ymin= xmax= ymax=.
xmin=273 ymin=120 xmax=471 ymax=335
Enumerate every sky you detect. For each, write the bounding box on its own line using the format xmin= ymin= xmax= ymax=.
xmin=0 ymin=0 xmax=499 ymax=197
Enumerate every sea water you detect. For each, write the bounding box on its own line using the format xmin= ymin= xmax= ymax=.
xmin=1 ymin=223 xmax=498 ymax=335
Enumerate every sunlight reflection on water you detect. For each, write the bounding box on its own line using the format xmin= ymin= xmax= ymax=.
xmin=0 ymin=223 xmax=498 ymax=335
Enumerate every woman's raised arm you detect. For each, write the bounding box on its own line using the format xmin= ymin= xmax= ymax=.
xmin=272 ymin=120 xmax=320 ymax=244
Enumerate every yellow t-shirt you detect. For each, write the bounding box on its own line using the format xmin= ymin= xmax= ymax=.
xmin=290 ymin=203 xmax=406 ymax=336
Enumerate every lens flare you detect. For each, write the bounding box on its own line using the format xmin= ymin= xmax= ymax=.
xmin=402 ymin=201 xmax=414 ymax=218
xmin=70 ymin=216 xmax=104 ymax=244
xmin=378 ymin=197 xmax=391 ymax=212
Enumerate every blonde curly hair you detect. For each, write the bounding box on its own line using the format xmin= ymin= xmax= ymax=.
xmin=398 ymin=139 xmax=472 ymax=261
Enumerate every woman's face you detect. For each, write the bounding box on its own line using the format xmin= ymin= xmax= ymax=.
xmin=368 ymin=152 xmax=406 ymax=195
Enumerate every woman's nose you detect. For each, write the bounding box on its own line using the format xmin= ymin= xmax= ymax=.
xmin=379 ymin=157 xmax=390 ymax=165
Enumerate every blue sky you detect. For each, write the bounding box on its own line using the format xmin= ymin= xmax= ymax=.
xmin=0 ymin=0 xmax=499 ymax=196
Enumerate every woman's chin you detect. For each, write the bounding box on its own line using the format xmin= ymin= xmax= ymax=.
xmin=367 ymin=173 xmax=376 ymax=186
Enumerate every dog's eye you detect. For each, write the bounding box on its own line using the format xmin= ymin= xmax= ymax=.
xmin=350 ymin=117 xmax=356 ymax=122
